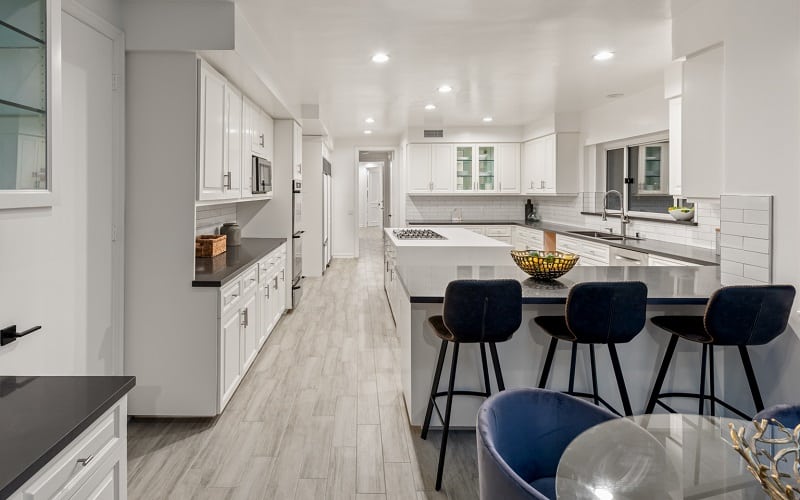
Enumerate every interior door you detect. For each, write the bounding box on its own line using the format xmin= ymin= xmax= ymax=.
xmin=63 ymin=12 xmax=116 ymax=374
xmin=366 ymin=167 xmax=383 ymax=227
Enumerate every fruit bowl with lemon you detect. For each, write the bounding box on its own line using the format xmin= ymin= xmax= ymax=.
xmin=668 ymin=206 xmax=695 ymax=221
xmin=510 ymin=250 xmax=580 ymax=280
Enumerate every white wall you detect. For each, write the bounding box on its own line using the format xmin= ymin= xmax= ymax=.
xmin=406 ymin=126 xmax=523 ymax=143
xmin=74 ymin=0 xmax=122 ymax=27
xmin=672 ymin=0 xmax=800 ymax=414
xmin=579 ymin=85 xmax=669 ymax=147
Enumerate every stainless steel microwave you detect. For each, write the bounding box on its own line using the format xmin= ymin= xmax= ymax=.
xmin=252 ymin=156 xmax=272 ymax=195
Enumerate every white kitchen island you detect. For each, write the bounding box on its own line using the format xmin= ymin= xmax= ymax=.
xmin=383 ymin=227 xmax=512 ymax=314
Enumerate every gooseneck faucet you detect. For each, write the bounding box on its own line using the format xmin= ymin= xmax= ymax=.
xmin=602 ymin=189 xmax=630 ymax=237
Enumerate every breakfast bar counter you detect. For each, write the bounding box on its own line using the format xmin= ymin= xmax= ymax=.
xmin=393 ymin=263 xmax=724 ymax=428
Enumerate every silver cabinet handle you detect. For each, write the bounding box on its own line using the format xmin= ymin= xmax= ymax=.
xmin=260 ymin=134 xmax=265 ymax=147
xmin=281 ymin=270 xmax=285 ymax=281
xmin=540 ymin=180 xmax=544 ymax=189
xmin=273 ymin=276 xmax=279 ymax=289
xmin=77 ymin=455 xmax=94 ymax=467
xmin=223 ymin=173 xmax=232 ymax=190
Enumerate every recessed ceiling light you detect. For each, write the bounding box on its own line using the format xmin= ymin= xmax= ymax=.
xmin=365 ymin=117 xmax=375 ymax=124
xmin=364 ymin=130 xmax=373 ymax=135
xmin=425 ymin=104 xmax=437 ymax=111
xmin=438 ymin=85 xmax=453 ymax=94
xmin=371 ymin=53 xmax=389 ymax=63
xmin=482 ymin=117 xmax=493 ymax=123
xmin=593 ymin=51 xmax=615 ymax=61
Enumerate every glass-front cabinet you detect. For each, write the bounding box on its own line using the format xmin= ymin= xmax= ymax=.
xmin=454 ymin=145 xmax=496 ymax=192
xmin=455 ymin=145 xmax=473 ymax=191
xmin=635 ymin=142 xmax=669 ymax=195
xmin=0 ymin=0 xmax=50 ymax=204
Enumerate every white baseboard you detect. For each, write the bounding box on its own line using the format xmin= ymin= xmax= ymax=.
xmin=332 ymin=253 xmax=356 ymax=259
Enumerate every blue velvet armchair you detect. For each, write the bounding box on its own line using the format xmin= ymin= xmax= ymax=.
xmin=754 ymin=404 xmax=800 ymax=428
xmin=476 ymin=388 xmax=618 ymax=500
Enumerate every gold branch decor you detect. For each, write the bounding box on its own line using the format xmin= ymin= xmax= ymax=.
xmin=729 ymin=419 xmax=800 ymax=499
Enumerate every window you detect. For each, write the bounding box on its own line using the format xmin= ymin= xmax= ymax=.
xmin=605 ymin=140 xmax=673 ymax=216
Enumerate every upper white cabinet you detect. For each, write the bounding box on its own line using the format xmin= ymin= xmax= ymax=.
xmin=408 ymin=142 xmax=518 ymax=195
xmin=293 ymin=121 xmax=303 ymax=180
xmin=198 ymin=60 xmax=276 ymax=203
xmin=407 ymin=143 xmax=453 ymax=193
xmin=522 ymin=133 xmax=579 ymax=195
xmin=198 ymin=62 xmax=228 ymax=200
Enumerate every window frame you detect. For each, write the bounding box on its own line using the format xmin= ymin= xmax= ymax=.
xmin=601 ymin=132 xmax=674 ymax=221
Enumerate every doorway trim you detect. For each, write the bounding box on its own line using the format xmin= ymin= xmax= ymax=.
xmin=353 ymin=146 xmax=397 ymax=259
xmin=62 ymin=0 xmax=126 ymax=376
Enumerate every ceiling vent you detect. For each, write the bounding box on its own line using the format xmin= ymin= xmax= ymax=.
xmin=423 ymin=129 xmax=444 ymax=138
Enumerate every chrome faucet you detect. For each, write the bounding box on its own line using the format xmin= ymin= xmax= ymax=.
xmin=602 ymin=190 xmax=630 ymax=237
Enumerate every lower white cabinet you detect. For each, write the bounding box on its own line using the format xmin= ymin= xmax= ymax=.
xmin=557 ymin=235 xmax=610 ymax=265
xmin=512 ymin=226 xmax=544 ymax=250
xmin=218 ymin=244 xmax=287 ymax=413
xmin=648 ymin=254 xmax=699 ymax=266
xmin=9 ymin=398 xmax=127 ymax=500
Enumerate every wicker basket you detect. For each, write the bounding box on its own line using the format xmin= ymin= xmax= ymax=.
xmin=510 ymin=250 xmax=579 ymax=280
xmin=196 ymin=234 xmax=227 ymax=257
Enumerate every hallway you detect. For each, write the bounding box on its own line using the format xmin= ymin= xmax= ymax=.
xmin=127 ymin=228 xmax=480 ymax=499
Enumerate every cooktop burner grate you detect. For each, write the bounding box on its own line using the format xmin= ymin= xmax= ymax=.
xmin=393 ymin=229 xmax=446 ymax=240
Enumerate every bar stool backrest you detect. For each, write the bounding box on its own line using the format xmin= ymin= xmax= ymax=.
xmin=442 ymin=279 xmax=523 ymax=343
xmin=565 ymin=281 xmax=648 ymax=344
xmin=704 ymin=285 xmax=796 ymax=346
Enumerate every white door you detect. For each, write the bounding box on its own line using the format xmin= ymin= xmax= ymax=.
xmin=366 ymin=167 xmax=383 ymax=227
xmin=63 ymin=13 xmax=117 ymax=374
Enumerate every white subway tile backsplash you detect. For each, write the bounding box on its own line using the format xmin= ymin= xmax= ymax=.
xmin=721 ymin=273 xmax=763 ymax=285
xmin=742 ymin=237 xmax=769 ymax=253
xmin=720 ymin=208 xmax=743 ymax=222
xmin=723 ymin=247 xmax=770 ymax=268
xmin=720 ymin=234 xmax=743 ymax=249
xmin=721 ymin=260 xmax=744 ymax=276
xmin=721 ymin=195 xmax=771 ymax=211
xmin=720 ymin=194 xmax=772 ymax=284
xmin=743 ymin=265 xmax=770 ymax=282
xmin=195 ymin=203 xmax=237 ymax=235
xmin=722 ymin=222 xmax=770 ymax=239
xmin=743 ymin=210 xmax=770 ymax=225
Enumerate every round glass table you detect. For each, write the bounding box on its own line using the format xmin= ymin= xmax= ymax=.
xmin=556 ymin=414 xmax=767 ymax=499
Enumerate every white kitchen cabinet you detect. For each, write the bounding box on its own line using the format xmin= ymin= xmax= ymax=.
xmin=224 ymin=85 xmax=243 ymax=199
xmin=557 ymin=234 xmax=610 ymax=265
xmin=497 ymin=143 xmax=521 ymax=193
xmin=512 ymin=226 xmax=544 ymax=250
xmin=648 ymin=254 xmax=699 ymax=266
xmin=241 ymin=292 xmax=258 ymax=369
xmin=293 ymin=121 xmax=303 ymax=180
xmin=219 ymin=308 xmax=243 ymax=410
xmin=197 ymin=61 xmax=227 ymax=201
xmin=668 ymin=97 xmax=682 ymax=195
xmin=522 ymin=133 xmax=579 ymax=195
xmin=407 ymin=143 xmax=453 ymax=193
xmin=8 ymin=399 xmax=128 ymax=500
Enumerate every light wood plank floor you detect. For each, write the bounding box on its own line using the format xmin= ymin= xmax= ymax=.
xmin=128 ymin=228 xmax=480 ymax=499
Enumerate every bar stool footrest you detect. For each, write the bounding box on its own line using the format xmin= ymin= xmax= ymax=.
xmin=652 ymin=392 xmax=753 ymax=420
xmin=566 ymin=391 xmax=624 ymax=417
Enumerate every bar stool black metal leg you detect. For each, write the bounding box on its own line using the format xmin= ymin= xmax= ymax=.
xmin=608 ymin=344 xmax=632 ymax=416
xmin=589 ymin=344 xmax=599 ymax=406
xmin=568 ymin=342 xmax=578 ymax=395
xmin=739 ymin=345 xmax=764 ymax=413
xmin=646 ymin=334 xmax=680 ymax=413
xmin=538 ymin=337 xmax=558 ymax=389
xmin=699 ymin=344 xmax=708 ymax=415
xmin=421 ymin=340 xmax=448 ymax=440
xmin=479 ymin=343 xmax=491 ymax=396
xmin=709 ymin=345 xmax=716 ymax=417
xmin=435 ymin=342 xmax=460 ymax=491
xmin=488 ymin=342 xmax=505 ymax=391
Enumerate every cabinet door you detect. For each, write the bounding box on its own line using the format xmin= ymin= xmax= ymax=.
xmin=241 ymin=292 xmax=257 ymax=368
xmin=277 ymin=266 xmax=286 ymax=317
xmin=67 ymin=447 xmax=123 ymax=500
xmin=262 ymin=111 xmax=274 ymax=162
xmin=497 ymin=143 xmax=520 ymax=193
xmin=522 ymin=140 xmax=538 ymax=194
xmin=198 ymin=63 xmax=227 ymax=200
xmin=225 ymin=85 xmax=243 ymax=199
xmin=259 ymin=283 xmax=270 ymax=345
xmin=454 ymin=145 xmax=474 ymax=192
xmin=241 ymin=99 xmax=257 ymax=198
xmin=540 ymin=135 xmax=556 ymax=193
xmin=431 ymin=144 xmax=454 ymax=192
xmin=476 ymin=145 xmax=497 ymax=192
xmin=407 ymin=144 xmax=432 ymax=193
xmin=293 ymin=121 xmax=303 ymax=180
xmin=220 ymin=310 xmax=242 ymax=409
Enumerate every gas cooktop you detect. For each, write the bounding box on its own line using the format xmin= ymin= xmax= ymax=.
xmin=393 ymin=229 xmax=447 ymax=240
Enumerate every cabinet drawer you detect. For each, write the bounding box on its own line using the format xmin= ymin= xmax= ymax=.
xmin=556 ymin=235 xmax=583 ymax=255
xmin=462 ymin=226 xmax=485 ymax=235
xmin=22 ymin=404 xmax=122 ymax=500
xmin=485 ymin=226 xmax=511 ymax=237
xmin=241 ymin=265 xmax=259 ymax=295
xmin=648 ymin=255 xmax=698 ymax=266
xmin=221 ymin=279 xmax=242 ymax=316
xmin=580 ymin=241 xmax=610 ymax=263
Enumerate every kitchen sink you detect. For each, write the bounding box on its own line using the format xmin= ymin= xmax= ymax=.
xmin=567 ymin=231 xmax=625 ymax=241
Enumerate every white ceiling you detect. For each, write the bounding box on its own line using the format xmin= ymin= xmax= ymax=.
xmin=236 ymin=0 xmax=673 ymax=139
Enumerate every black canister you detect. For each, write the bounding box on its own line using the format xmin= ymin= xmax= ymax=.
xmin=220 ymin=222 xmax=241 ymax=246
xmin=525 ymin=199 xmax=534 ymax=221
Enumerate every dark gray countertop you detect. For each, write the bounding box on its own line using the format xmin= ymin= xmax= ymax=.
xmin=407 ymin=219 xmax=720 ymax=266
xmin=395 ymin=264 xmax=722 ymax=305
xmin=0 ymin=376 xmax=135 ymax=498
xmin=193 ymin=237 xmax=287 ymax=287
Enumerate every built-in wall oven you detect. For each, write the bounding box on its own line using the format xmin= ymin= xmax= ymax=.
xmin=252 ymin=156 xmax=272 ymax=195
xmin=292 ymin=180 xmax=303 ymax=307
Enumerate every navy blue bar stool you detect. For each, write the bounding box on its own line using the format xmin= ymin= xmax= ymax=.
xmin=646 ymin=285 xmax=796 ymax=419
xmin=421 ymin=279 xmax=522 ymax=491
xmin=534 ymin=281 xmax=648 ymax=417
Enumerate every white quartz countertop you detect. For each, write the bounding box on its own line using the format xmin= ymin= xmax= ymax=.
xmin=385 ymin=227 xmax=512 ymax=248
